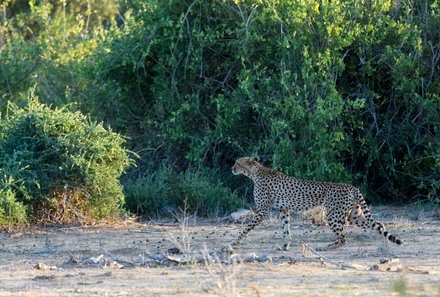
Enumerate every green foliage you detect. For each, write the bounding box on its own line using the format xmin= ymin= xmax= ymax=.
xmin=92 ymin=0 xmax=438 ymax=204
xmin=0 ymin=89 xmax=132 ymax=225
xmin=124 ymin=167 xmax=245 ymax=217
xmin=0 ymin=188 xmax=27 ymax=226
xmin=2 ymin=0 xmax=118 ymax=30
xmin=1 ymin=0 xmax=439 ymax=221
xmin=0 ymin=0 xmax=115 ymax=110
xmin=390 ymin=277 xmax=408 ymax=296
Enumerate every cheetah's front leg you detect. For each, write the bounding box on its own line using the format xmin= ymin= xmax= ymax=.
xmin=280 ymin=208 xmax=292 ymax=251
xmin=231 ymin=212 xmax=265 ymax=246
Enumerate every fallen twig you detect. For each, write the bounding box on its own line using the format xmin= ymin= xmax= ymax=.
xmin=300 ymin=243 xmax=367 ymax=270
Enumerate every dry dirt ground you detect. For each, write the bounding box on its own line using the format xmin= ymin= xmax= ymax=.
xmin=0 ymin=206 xmax=439 ymax=297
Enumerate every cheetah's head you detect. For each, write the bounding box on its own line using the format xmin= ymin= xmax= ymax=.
xmin=232 ymin=157 xmax=258 ymax=177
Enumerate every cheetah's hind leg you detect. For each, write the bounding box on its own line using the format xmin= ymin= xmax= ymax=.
xmin=315 ymin=237 xmax=346 ymax=251
xmin=316 ymin=205 xmax=348 ymax=251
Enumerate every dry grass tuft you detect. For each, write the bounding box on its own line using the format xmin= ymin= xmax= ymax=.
xmin=202 ymin=247 xmax=239 ymax=297
xmin=165 ymin=209 xmax=194 ymax=256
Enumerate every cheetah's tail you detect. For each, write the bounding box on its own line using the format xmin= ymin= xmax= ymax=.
xmin=354 ymin=190 xmax=403 ymax=245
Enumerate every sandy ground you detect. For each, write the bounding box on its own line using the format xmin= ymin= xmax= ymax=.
xmin=0 ymin=206 xmax=439 ymax=297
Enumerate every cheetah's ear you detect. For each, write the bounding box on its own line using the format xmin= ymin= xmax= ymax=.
xmin=248 ymin=157 xmax=258 ymax=163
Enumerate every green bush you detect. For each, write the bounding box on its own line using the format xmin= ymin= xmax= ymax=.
xmin=0 ymin=0 xmax=116 ymax=111
xmin=94 ymin=0 xmax=438 ymax=205
xmin=0 ymin=89 xmax=133 ymax=225
xmin=1 ymin=0 xmax=438 ymax=216
xmin=124 ymin=167 xmax=245 ymax=218
xmin=0 ymin=188 xmax=27 ymax=226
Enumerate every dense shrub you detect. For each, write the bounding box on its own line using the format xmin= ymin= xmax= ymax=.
xmin=91 ymin=0 xmax=438 ymax=204
xmin=0 ymin=90 xmax=132 ymax=225
xmin=0 ymin=0 xmax=115 ymax=111
xmin=124 ymin=167 xmax=245 ymax=217
xmin=1 ymin=0 xmax=438 ymax=220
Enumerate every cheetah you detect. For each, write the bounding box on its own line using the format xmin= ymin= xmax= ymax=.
xmin=231 ymin=157 xmax=402 ymax=251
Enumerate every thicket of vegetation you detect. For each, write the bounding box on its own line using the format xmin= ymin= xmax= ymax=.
xmin=1 ymin=0 xmax=438 ymax=222
xmin=0 ymin=90 xmax=132 ymax=225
